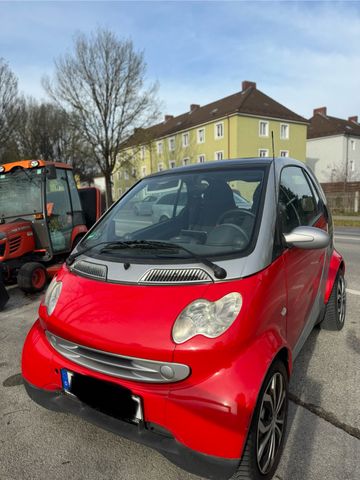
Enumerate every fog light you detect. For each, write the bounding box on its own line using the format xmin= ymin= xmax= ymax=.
xmin=160 ymin=365 xmax=175 ymax=380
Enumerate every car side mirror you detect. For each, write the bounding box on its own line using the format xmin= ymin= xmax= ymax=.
xmin=283 ymin=226 xmax=330 ymax=250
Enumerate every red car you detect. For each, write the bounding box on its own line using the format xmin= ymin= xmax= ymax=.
xmin=22 ymin=158 xmax=346 ymax=480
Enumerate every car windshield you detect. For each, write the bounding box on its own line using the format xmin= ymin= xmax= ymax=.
xmin=81 ymin=166 xmax=266 ymax=260
xmin=0 ymin=168 xmax=43 ymax=220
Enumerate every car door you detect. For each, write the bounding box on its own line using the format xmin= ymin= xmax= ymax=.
xmin=45 ymin=169 xmax=73 ymax=253
xmin=279 ymin=166 xmax=328 ymax=353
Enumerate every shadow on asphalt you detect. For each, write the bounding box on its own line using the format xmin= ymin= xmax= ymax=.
xmin=1 ymin=287 xmax=42 ymax=314
xmin=282 ymin=328 xmax=321 ymax=480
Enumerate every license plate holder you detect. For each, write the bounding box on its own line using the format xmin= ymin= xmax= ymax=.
xmin=61 ymin=369 xmax=143 ymax=423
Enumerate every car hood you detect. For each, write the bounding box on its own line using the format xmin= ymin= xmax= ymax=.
xmin=40 ymin=267 xmax=211 ymax=362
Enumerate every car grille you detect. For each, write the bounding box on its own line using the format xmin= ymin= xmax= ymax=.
xmin=139 ymin=268 xmax=212 ymax=284
xmin=71 ymin=259 xmax=108 ymax=280
xmin=8 ymin=236 xmax=21 ymax=254
xmin=0 ymin=241 xmax=5 ymax=257
xmin=46 ymin=331 xmax=190 ymax=384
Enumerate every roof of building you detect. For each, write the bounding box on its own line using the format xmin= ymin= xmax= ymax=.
xmin=308 ymin=109 xmax=360 ymax=139
xmin=124 ymin=82 xmax=308 ymax=148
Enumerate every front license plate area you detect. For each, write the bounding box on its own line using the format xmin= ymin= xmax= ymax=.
xmin=61 ymin=369 xmax=143 ymax=424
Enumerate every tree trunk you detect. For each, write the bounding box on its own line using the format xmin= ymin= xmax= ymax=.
xmin=104 ymin=172 xmax=113 ymax=208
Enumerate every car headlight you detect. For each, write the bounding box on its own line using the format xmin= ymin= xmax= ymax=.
xmin=43 ymin=278 xmax=62 ymax=316
xmin=172 ymin=292 xmax=242 ymax=344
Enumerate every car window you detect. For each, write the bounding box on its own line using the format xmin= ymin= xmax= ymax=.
xmin=279 ymin=166 xmax=319 ymax=234
xmin=158 ymin=193 xmax=175 ymax=205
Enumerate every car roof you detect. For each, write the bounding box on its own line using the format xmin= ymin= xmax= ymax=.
xmin=146 ymin=157 xmax=307 ymax=179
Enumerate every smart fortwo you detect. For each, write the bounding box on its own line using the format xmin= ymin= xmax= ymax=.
xmin=22 ymin=157 xmax=346 ymax=480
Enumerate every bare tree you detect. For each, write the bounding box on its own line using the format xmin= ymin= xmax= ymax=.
xmin=43 ymin=29 xmax=160 ymax=206
xmin=0 ymin=58 xmax=20 ymax=153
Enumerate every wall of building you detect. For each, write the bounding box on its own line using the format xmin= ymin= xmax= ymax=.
xmin=306 ymin=135 xmax=360 ymax=183
xmin=113 ymin=115 xmax=308 ymax=200
xmin=236 ymin=116 xmax=307 ymax=160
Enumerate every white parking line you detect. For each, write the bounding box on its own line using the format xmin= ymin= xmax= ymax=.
xmin=347 ymin=288 xmax=360 ymax=296
xmin=334 ymin=235 xmax=360 ymax=242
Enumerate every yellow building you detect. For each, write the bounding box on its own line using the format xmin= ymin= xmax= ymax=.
xmin=114 ymin=81 xmax=308 ymax=198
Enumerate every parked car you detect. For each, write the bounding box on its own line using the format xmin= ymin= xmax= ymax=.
xmin=151 ymin=191 xmax=187 ymax=223
xmin=22 ymin=157 xmax=345 ymax=480
xmin=133 ymin=195 xmax=159 ymax=216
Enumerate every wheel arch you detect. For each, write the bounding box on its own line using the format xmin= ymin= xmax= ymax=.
xmin=234 ymin=337 xmax=292 ymax=458
xmin=324 ymin=249 xmax=345 ymax=304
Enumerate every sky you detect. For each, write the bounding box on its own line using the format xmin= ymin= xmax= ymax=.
xmin=0 ymin=0 xmax=359 ymax=121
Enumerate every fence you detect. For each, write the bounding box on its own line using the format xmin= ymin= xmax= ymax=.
xmin=325 ymin=191 xmax=360 ymax=215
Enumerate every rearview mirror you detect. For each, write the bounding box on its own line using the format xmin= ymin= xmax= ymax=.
xmin=45 ymin=164 xmax=57 ymax=180
xmin=283 ymin=226 xmax=330 ymax=250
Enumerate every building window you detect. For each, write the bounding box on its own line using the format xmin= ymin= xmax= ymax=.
xmin=182 ymin=132 xmax=189 ymax=148
xmin=198 ymin=154 xmax=205 ymax=163
xmin=124 ymin=171 xmax=129 ymax=180
xmin=168 ymin=137 xmax=175 ymax=151
xmin=215 ymin=122 xmax=224 ymax=139
xmin=197 ymin=128 xmax=205 ymax=144
xmin=141 ymin=166 xmax=146 ymax=177
xmin=158 ymin=163 xmax=164 ymax=172
xmin=259 ymin=149 xmax=268 ymax=158
xmin=280 ymin=150 xmax=289 ymax=157
xmin=215 ymin=151 xmax=224 ymax=161
xmin=169 ymin=160 xmax=176 ymax=169
xmin=351 ymin=140 xmax=356 ymax=151
xmin=280 ymin=124 xmax=289 ymax=140
xmin=350 ymin=160 xmax=355 ymax=172
xmin=183 ymin=157 xmax=189 ymax=166
xmin=157 ymin=141 xmax=163 ymax=155
xmin=259 ymin=121 xmax=269 ymax=137
xmin=140 ymin=146 xmax=145 ymax=160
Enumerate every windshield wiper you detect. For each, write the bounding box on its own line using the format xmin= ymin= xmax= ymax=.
xmin=102 ymin=240 xmax=227 ymax=279
xmin=17 ymin=167 xmax=41 ymax=188
xmin=66 ymin=241 xmax=130 ymax=266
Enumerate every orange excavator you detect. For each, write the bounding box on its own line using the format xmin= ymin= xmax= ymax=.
xmin=0 ymin=159 xmax=103 ymax=307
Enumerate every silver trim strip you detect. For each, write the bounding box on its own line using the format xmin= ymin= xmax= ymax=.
xmin=46 ymin=331 xmax=190 ymax=384
xmin=139 ymin=267 xmax=212 ymax=284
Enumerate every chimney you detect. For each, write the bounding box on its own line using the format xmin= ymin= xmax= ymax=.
xmin=348 ymin=115 xmax=358 ymax=123
xmin=190 ymin=104 xmax=200 ymax=112
xmin=313 ymin=106 xmax=327 ymax=117
xmin=164 ymin=114 xmax=173 ymax=122
xmin=242 ymin=80 xmax=256 ymax=91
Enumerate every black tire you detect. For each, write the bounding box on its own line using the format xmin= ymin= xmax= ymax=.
xmin=320 ymin=271 xmax=346 ymax=331
xmin=232 ymin=360 xmax=288 ymax=480
xmin=17 ymin=262 xmax=48 ymax=293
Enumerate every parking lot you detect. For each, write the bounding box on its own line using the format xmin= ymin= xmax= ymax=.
xmin=0 ymin=227 xmax=359 ymax=480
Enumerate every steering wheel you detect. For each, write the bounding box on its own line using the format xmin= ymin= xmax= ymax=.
xmin=207 ymin=223 xmax=250 ymax=246
xmin=217 ymin=208 xmax=256 ymax=226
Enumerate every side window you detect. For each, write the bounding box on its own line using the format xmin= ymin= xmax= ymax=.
xmin=279 ymin=166 xmax=319 ymax=234
xmin=66 ymin=170 xmax=82 ymax=212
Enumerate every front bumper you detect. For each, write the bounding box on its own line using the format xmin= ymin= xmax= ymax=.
xmin=24 ymin=379 xmax=238 ymax=480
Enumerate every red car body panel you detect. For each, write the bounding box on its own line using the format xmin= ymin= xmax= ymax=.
xmin=324 ymin=249 xmax=345 ymax=304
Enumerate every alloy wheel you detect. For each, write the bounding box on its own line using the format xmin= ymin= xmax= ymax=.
xmin=337 ymin=275 xmax=346 ymax=325
xmin=256 ymin=372 xmax=287 ymax=475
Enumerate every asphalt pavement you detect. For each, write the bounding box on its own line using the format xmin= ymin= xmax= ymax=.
xmin=0 ymin=228 xmax=359 ymax=480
